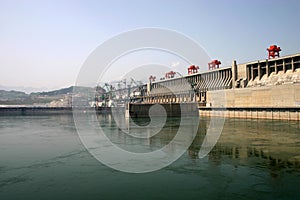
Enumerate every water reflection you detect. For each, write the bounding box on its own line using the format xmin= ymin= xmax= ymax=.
xmin=97 ymin=114 xmax=185 ymax=153
xmin=188 ymin=118 xmax=300 ymax=179
xmin=0 ymin=114 xmax=299 ymax=199
xmin=96 ymin=114 xmax=300 ymax=174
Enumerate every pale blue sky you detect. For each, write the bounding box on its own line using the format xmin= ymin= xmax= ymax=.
xmin=1 ymin=0 xmax=300 ymax=91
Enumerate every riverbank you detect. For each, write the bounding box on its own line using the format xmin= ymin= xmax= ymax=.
xmin=0 ymin=107 xmax=111 ymax=115
xmin=1 ymin=105 xmax=300 ymax=121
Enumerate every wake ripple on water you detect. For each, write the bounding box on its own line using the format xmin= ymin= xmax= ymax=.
xmin=0 ymin=149 xmax=88 ymax=190
xmin=0 ymin=176 xmax=30 ymax=190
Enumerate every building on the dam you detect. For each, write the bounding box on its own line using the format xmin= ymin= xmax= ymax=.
xmin=138 ymin=53 xmax=300 ymax=120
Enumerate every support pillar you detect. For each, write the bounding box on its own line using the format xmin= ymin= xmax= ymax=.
xmin=292 ymin=58 xmax=295 ymax=72
xmin=266 ymin=60 xmax=270 ymax=77
xmin=247 ymin=66 xmax=251 ymax=82
xmin=232 ymin=60 xmax=237 ymax=88
xmin=251 ymin=65 xmax=255 ymax=80
xmin=258 ymin=61 xmax=261 ymax=80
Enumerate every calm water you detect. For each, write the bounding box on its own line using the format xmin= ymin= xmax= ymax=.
xmin=0 ymin=114 xmax=299 ymax=200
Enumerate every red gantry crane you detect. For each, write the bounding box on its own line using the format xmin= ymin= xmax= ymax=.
xmin=165 ymin=71 xmax=176 ymax=79
xmin=267 ymin=45 xmax=281 ymax=59
xmin=149 ymin=75 xmax=156 ymax=82
xmin=187 ymin=65 xmax=199 ymax=74
xmin=208 ymin=60 xmax=221 ymax=70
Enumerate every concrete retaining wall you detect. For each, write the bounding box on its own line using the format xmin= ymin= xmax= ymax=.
xmin=129 ymin=103 xmax=198 ymax=118
xmin=207 ymin=83 xmax=300 ymax=108
xmin=199 ymin=108 xmax=300 ymax=120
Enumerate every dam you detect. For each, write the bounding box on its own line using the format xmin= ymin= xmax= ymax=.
xmin=128 ymin=50 xmax=300 ymax=120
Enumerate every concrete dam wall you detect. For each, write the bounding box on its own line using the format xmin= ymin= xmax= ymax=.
xmin=134 ymin=53 xmax=300 ymax=120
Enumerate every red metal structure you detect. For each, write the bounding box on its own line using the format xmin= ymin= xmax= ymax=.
xmin=187 ymin=65 xmax=199 ymax=74
xmin=149 ymin=75 xmax=156 ymax=82
xmin=165 ymin=71 xmax=176 ymax=79
xmin=267 ymin=45 xmax=281 ymax=59
xmin=208 ymin=60 xmax=221 ymax=70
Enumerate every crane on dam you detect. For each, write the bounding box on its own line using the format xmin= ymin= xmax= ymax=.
xmin=267 ymin=45 xmax=281 ymax=59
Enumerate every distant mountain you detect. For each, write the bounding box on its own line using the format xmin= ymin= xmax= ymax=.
xmin=31 ymin=86 xmax=75 ymax=96
xmin=31 ymin=86 xmax=99 ymax=96
xmin=0 ymin=86 xmax=105 ymax=105
xmin=0 ymin=90 xmax=29 ymax=100
xmin=0 ymin=85 xmax=51 ymax=94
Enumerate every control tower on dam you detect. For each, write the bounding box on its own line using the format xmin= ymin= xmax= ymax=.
xmin=134 ymin=52 xmax=300 ymax=120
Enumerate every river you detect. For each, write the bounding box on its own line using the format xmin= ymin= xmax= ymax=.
xmin=0 ymin=114 xmax=299 ymax=199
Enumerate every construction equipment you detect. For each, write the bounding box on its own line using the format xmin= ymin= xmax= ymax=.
xmin=267 ymin=45 xmax=281 ymax=59
xmin=187 ymin=65 xmax=199 ymax=74
xmin=165 ymin=71 xmax=176 ymax=79
xmin=149 ymin=75 xmax=156 ymax=82
xmin=208 ymin=60 xmax=221 ymax=70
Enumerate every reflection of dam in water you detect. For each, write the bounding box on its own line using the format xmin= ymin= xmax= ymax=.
xmin=1 ymin=114 xmax=299 ymax=199
xmin=98 ymin=113 xmax=299 ymax=172
xmin=188 ymin=118 xmax=300 ymax=172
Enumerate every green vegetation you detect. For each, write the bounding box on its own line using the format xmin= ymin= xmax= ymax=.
xmin=0 ymin=90 xmax=28 ymax=100
xmin=31 ymin=86 xmax=74 ymax=96
xmin=0 ymin=86 xmax=104 ymax=105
